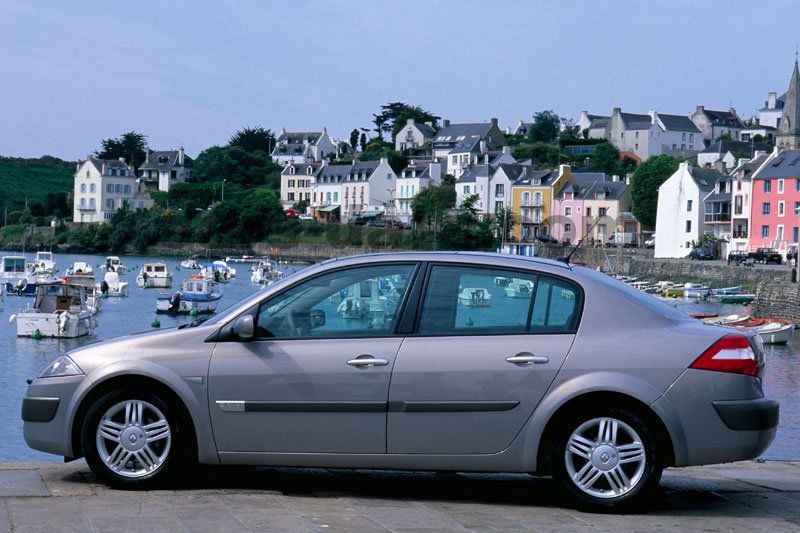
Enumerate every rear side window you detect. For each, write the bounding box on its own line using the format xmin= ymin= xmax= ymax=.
xmin=417 ymin=264 xmax=581 ymax=335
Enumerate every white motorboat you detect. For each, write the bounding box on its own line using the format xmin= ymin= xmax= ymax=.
xmin=10 ymin=281 xmax=96 ymax=338
xmin=137 ymin=263 xmax=172 ymax=288
xmin=156 ymin=275 xmax=221 ymax=314
xmin=65 ymin=274 xmax=102 ymax=315
xmin=66 ymin=261 xmax=93 ymax=276
xmin=250 ymin=260 xmax=282 ymax=285
xmin=200 ymin=263 xmax=232 ymax=283
xmin=100 ymin=256 xmax=126 ymax=274
xmin=212 ymin=260 xmax=236 ymax=278
xmin=754 ymin=322 xmax=794 ymax=345
xmin=458 ymin=287 xmax=492 ymax=307
xmin=0 ymin=256 xmax=30 ymax=284
xmin=338 ymin=297 xmax=367 ymax=319
xmin=4 ymin=268 xmax=55 ymax=297
xmin=100 ymin=271 xmax=129 ymax=297
xmin=179 ymin=257 xmax=200 ymax=269
xmin=504 ymin=279 xmax=534 ymax=298
xmin=32 ymin=251 xmax=57 ymax=275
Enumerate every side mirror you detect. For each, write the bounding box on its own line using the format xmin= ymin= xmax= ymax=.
xmin=309 ymin=309 xmax=326 ymax=329
xmin=232 ymin=315 xmax=254 ymax=341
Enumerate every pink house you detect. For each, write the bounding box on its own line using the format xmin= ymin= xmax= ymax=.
xmin=552 ymin=173 xmax=612 ymax=244
xmin=749 ymin=149 xmax=800 ymax=255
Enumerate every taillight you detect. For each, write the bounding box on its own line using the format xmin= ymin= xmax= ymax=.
xmin=690 ymin=333 xmax=759 ymax=377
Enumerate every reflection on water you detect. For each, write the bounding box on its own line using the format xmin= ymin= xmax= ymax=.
xmin=1 ymin=253 xmax=797 ymax=461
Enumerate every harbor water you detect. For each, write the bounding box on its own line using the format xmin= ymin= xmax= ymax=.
xmin=0 ymin=252 xmax=797 ymax=461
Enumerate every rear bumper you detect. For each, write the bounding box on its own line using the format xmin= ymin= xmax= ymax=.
xmin=713 ymin=398 xmax=779 ymax=431
xmin=652 ymin=369 xmax=778 ymax=467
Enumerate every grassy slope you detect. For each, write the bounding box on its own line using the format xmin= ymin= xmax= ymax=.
xmin=0 ymin=155 xmax=75 ymax=212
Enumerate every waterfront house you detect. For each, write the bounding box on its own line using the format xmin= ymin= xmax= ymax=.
xmin=698 ymin=139 xmax=773 ymax=171
xmin=395 ymin=119 xmax=436 ymax=152
xmin=394 ymin=160 xmax=444 ymax=223
xmin=432 ymin=119 xmax=506 ymax=160
xmin=728 ymin=151 xmax=770 ymax=252
xmin=310 ymin=163 xmax=351 ymax=222
xmin=759 ymin=91 xmax=785 ymax=129
xmin=654 ymin=162 xmax=722 ymax=258
xmin=689 ymin=106 xmax=745 ymax=143
xmin=593 ymin=108 xmax=702 ymax=160
xmin=138 ymin=147 xmax=193 ymax=192
xmin=280 ymin=162 xmax=322 ymax=209
xmin=271 ymin=128 xmax=336 ymax=166
xmin=748 ymin=147 xmax=800 ymax=256
xmin=340 ymin=157 xmax=397 ymax=223
xmin=510 ymin=164 xmax=572 ymax=241
xmin=73 ymin=156 xmax=153 ymax=223
xmin=576 ymin=111 xmax=609 ymax=137
xmin=702 ymin=174 xmax=734 ymax=256
xmin=741 ymin=124 xmax=776 ymax=143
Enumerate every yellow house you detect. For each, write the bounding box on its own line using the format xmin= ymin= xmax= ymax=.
xmin=511 ymin=164 xmax=572 ymax=241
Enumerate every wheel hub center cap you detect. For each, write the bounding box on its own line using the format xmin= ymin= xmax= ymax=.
xmin=591 ymin=444 xmax=619 ymax=471
xmin=121 ymin=427 xmax=146 ymax=452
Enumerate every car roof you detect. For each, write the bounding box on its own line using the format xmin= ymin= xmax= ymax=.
xmin=319 ymin=251 xmax=574 ymax=272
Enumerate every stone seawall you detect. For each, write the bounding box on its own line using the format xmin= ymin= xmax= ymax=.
xmin=252 ymin=242 xmax=405 ymax=262
xmin=752 ymin=281 xmax=800 ymax=322
xmin=627 ymin=259 xmax=790 ymax=286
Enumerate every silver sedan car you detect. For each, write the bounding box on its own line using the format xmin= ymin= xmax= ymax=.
xmin=22 ymin=252 xmax=778 ymax=510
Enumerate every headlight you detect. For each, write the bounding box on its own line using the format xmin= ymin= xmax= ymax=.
xmin=38 ymin=356 xmax=84 ymax=379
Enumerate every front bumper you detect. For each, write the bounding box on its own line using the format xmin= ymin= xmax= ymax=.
xmin=22 ymin=376 xmax=86 ymax=457
xmin=653 ymin=369 xmax=778 ymax=467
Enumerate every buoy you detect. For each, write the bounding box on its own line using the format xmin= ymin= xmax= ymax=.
xmin=31 ymin=329 xmax=42 ymax=340
xmin=189 ymin=308 xmax=198 ymax=317
xmin=151 ymin=317 xmax=161 ymax=328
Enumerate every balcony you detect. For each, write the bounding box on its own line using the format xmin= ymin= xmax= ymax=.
xmin=77 ymin=204 xmax=95 ymax=211
xmin=519 ymin=199 xmax=544 ymax=208
xmin=704 ymin=213 xmax=731 ymax=223
xmin=732 ymin=231 xmax=748 ymax=239
xmin=520 ymin=216 xmax=543 ymax=224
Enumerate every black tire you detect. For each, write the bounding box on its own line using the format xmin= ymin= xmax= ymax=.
xmin=548 ymin=405 xmax=662 ymax=512
xmin=81 ymin=386 xmax=192 ymax=489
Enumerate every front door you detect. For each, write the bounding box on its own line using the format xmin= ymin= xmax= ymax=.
xmin=209 ymin=262 xmax=418 ymax=454
xmin=388 ymin=264 xmax=580 ymax=454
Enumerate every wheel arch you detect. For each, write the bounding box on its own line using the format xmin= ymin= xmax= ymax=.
xmin=69 ymin=374 xmax=199 ymax=462
xmin=533 ymin=391 xmax=676 ymax=475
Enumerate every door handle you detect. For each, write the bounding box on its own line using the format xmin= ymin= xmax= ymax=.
xmin=347 ymin=356 xmax=390 ymax=367
xmin=505 ymin=354 xmax=550 ymax=365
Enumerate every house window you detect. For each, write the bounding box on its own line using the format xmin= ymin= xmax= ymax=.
xmin=586 ymin=207 xmax=592 ymax=217
xmin=107 ymin=184 xmax=113 ymax=193
xmin=794 ymin=227 xmax=799 ymax=243
xmin=495 ymin=201 xmax=503 ymax=213
xmin=495 ymin=184 xmax=504 ymax=196
xmin=763 ymin=202 xmax=771 ymax=215
xmin=115 ymin=185 xmax=122 ymax=193
xmin=682 ymin=133 xmax=686 ymax=141
xmin=464 ymin=186 xmax=470 ymax=194
xmin=565 ymin=206 xmax=572 ymax=216
xmin=762 ymin=225 xmax=769 ymax=238
xmin=764 ymin=180 xmax=771 ymax=193
xmin=685 ymin=220 xmax=692 ymax=233
xmin=687 ymin=200 xmax=693 ymax=211
xmin=599 ymin=207 xmax=607 ymax=217
xmin=565 ymin=223 xmax=572 ymax=232
xmin=89 ymin=198 xmax=95 ymax=208
xmin=690 ymin=134 xmax=694 ymax=142
xmin=598 ymin=224 xmax=607 ymax=234
xmin=287 ymin=192 xmax=295 ymax=201
xmin=106 ymin=199 xmax=114 ymax=209
xmin=796 ymin=179 xmax=800 ymax=192
xmin=288 ymin=180 xmax=295 ymax=187
xmin=86 ymin=170 xmax=90 ymax=178
xmin=681 ymin=144 xmax=686 ymax=150
xmin=80 ymin=184 xmax=86 ymax=193
xmin=779 ymin=201 xmax=785 ymax=216
xmin=124 ymin=185 xmax=131 ymax=194
xmin=672 ymin=144 xmax=677 ymax=150
xmin=778 ymin=179 xmax=785 ymax=193
xmin=333 ymin=192 xmax=338 ymax=202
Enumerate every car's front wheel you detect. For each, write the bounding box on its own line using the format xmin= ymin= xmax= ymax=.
xmin=81 ymin=387 xmax=187 ymax=489
xmin=549 ymin=406 xmax=662 ymax=511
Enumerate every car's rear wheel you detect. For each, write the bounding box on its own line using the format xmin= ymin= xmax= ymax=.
xmin=81 ymin=387 xmax=187 ymax=489
xmin=549 ymin=406 xmax=662 ymax=511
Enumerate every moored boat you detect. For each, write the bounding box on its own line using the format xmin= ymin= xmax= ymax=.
xmin=100 ymin=271 xmax=129 ymax=297
xmin=32 ymin=251 xmax=57 ymax=275
xmin=458 ymin=287 xmax=492 ymax=307
xmin=179 ymin=257 xmax=200 ymax=269
xmin=64 ymin=274 xmax=102 ymax=314
xmin=752 ymin=322 xmax=794 ymax=345
xmin=504 ymin=279 xmax=534 ymax=298
xmin=156 ymin=275 xmax=221 ymax=314
xmin=66 ymin=261 xmax=93 ymax=276
xmin=100 ymin=256 xmax=126 ymax=274
xmin=9 ymin=281 xmax=96 ymax=338
xmin=0 ymin=256 xmax=30 ymax=285
xmin=137 ymin=263 xmax=172 ymax=288
xmin=250 ymin=260 xmax=282 ymax=285
xmin=703 ymin=314 xmax=750 ymax=326
xmin=715 ymin=294 xmax=755 ymax=304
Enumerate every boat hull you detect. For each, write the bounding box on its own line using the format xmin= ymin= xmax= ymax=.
xmin=156 ymin=295 xmax=221 ymax=314
xmin=16 ymin=312 xmax=94 ymax=338
xmin=137 ymin=276 xmax=172 ymax=289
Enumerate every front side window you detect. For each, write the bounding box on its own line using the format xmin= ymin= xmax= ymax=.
xmin=417 ymin=265 xmax=580 ymax=335
xmin=255 ymin=264 xmax=416 ymax=339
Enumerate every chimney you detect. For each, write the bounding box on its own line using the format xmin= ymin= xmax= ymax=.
xmin=484 ymin=154 xmax=489 ymax=164
xmin=406 ymin=118 xmax=414 ymax=126
xmin=768 ymin=92 xmax=777 ymax=109
xmin=502 ymin=146 xmax=511 ymax=155
xmin=101 ymin=162 xmax=108 ymax=175
xmin=443 ymin=119 xmax=450 ymax=128
xmin=280 ymin=127 xmax=286 ymax=135
xmin=380 ymin=156 xmax=388 ymax=165
xmin=754 ymin=150 xmax=766 ymax=158
xmin=479 ymin=140 xmax=487 ymax=153
xmin=625 ymin=173 xmax=633 ymax=185
xmin=86 ymin=154 xmax=93 ymax=161
xmin=612 ymin=174 xmax=620 ymax=182
xmin=648 ymin=109 xmax=657 ymax=123
xmin=490 ymin=117 xmax=498 ymax=128
xmin=695 ymin=105 xmax=705 ymax=114
xmin=118 ymin=157 xmax=125 ymax=163
xmin=178 ymin=145 xmax=185 ymax=165
xmin=144 ymin=149 xmax=150 ymax=164
xmin=612 ymin=107 xmax=621 ymax=114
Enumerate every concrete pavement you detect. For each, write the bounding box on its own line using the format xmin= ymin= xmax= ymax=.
xmin=0 ymin=460 xmax=798 ymax=532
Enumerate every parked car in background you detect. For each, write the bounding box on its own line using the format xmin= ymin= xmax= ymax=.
xmin=22 ymin=252 xmax=777 ymax=510
xmin=727 ymin=251 xmax=748 ymax=265
xmin=605 ymin=232 xmax=637 ymax=248
xmin=746 ymin=248 xmax=782 ymax=265
xmin=643 ymin=234 xmax=656 ymax=248
xmin=536 ymin=234 xmax=558 ymax=244
xmin=284 ymin=208 xmax=300 ymax=219
xmin=689 ymin=245 xmax=715 ymax=260
xmin=298 ymin=214 xmax=313 ymax=221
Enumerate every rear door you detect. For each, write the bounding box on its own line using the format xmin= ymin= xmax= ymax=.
xmin=387 ymin=263 xmax=581 ymax=454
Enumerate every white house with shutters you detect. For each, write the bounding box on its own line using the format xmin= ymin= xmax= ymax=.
xmin=73 ymin=156 xmax=153 ymax=223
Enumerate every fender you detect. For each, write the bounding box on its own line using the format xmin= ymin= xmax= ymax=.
xmin=63 ymin=359 xmax=219 ymax=464
xmin=514 ymin=371 xmax=682 ymax=471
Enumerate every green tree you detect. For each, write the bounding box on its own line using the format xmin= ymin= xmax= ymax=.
xmin=359 ymin=132 xmax=368 ymax=151
xmin=194 ymin=145 xmax=282 ymax=187
xmin=373 ymin=102 xmax=440 ymax=141
xmin=590 ymin=142 xmax=621 ymax=174
xmin=349 ymin=129 xmax=359 ymax=152
xmin=97 ymin=131 xmax=148 ymax=168
xmin=228 ymin=126 xmax=275 ymax=153
xmin=437 ymin=195 xmax=495 ymax=250
xmin=631 ymin=154 xmax=681 ymax=229
xmin=238 ymin=188 xmax=285 ymax=241
xmin=529 ymin=110 xmax=562 ymax=143
xmin=412 ymin=182 xmax=457 ymax=230
xmin=715 ymin=132 xmax=732 ymax=142
xmin=44 ymin=192 xmax=69 ymax=218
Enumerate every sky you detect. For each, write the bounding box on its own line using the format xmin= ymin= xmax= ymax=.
xmin=1 ymin=0 xmax=799 ymax=160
